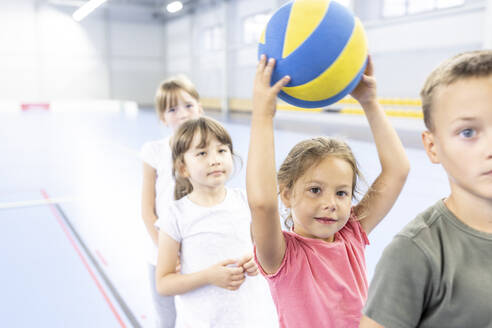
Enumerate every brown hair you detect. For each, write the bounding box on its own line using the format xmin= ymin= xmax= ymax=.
xmin=421 ymin=50 xmax=492 ymax=131
xmin=171 ymin=117 xmax=235 ymax=200
xmin=277 ymin=137 xmax=362 ymax=228
xmin=155 ymin=74 xmax=200 ymax=118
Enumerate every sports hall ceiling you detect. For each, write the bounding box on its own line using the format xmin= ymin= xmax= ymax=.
xmin=47 ymin=0 xmax=227 ymax=20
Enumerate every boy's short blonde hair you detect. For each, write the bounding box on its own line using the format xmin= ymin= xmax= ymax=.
xmin=155 ymin=74 xmax=200 ymax=118
xmin=420 ymin=50 xmax=492 ymax=131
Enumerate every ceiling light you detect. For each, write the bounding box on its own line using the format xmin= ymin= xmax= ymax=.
xmin=73 ymin=0 xmax=108 ymax=22
xmin=166 ymin=1 xmax=183 ymax=13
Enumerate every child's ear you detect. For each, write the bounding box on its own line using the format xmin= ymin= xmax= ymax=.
xmin=177 ymin=160 xmax=189 ymax=178
xmin=280 ymin=187 xmax=292 ymax=209
xmin=422 ymin=130 xmax=440 ymax=164
xmin=160 ymin=113 xmax=169 ymax=127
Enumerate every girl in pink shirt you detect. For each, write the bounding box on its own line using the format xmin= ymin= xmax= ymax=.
xmin=246 ymin=55 xmax=410 ymax=328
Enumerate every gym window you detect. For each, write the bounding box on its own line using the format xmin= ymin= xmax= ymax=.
xmin=203 ymin=25 xmax=224 ymax=51
xmin=242 ymin=13 xmax=271 ymax=45
xmin=383 ymin=0 xmax=465 ymax=17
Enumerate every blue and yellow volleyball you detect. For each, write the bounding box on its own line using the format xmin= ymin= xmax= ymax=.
xmin=258 ymin=0 xmax=368 ymax=108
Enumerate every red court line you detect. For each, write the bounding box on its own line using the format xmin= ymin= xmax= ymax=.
xmin=40 ymin=189 xmax=126 ymax=328
xmin=21 ymin=103 xmax=50 ymax=111
xmin=96 ymin=249 xmax=109 ymax=267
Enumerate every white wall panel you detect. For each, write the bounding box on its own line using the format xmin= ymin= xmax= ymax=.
xmin=366 ymin=10 xmax=484 ymax=53
xmin=167 ymin=56 xmax=191 ymax=73
xmin=236 ymin=46 xmax=258 ymax=68
xmin=41 ymin=56 xmax=109 ymax=99
xmin=0 ymin=55 xmax=39 ymax=100
xmin=237 ymin=0 xmax=277 ymax=17
xmin=39 ymin=6 xmax=106 ymax=57
xmin=110 ymin=22 xmax=163 ymax=58
xmin=111 ymin=58 xmax=165 ymax=103
xmin=0 ymin=2 xmax=37 ymax=56
xmin=195 ymin=68 xmax=222 ymax=97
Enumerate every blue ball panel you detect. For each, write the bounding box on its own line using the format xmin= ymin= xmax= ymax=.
xmin=277 ymin=58 xmax=367 ymax=108
xmin=257 ymin=2 xmax=292 ymax=60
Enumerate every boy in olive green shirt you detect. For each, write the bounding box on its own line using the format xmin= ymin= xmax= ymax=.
xmin=360 ymin=50 xmax=492 ymax=328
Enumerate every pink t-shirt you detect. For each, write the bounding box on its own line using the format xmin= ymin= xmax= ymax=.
xmin=254 ymin=215 xmax=369 ymax=328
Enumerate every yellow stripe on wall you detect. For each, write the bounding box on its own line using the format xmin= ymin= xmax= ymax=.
xmin=282 ymin=0 xmax=331 ymax=59
xmin=201 ymin=97 xmax=423 ymax=118
xmin=340 ymin=108 xmax=423 ymax=118
xmin=282 ymin=18 xmax=368 ymax=101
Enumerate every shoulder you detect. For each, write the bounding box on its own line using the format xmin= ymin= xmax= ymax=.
xmin=339 ymin=209 xmax=370 ymax=246
xmin=377 ymin=201 xmax=451 ymax=271
xmin=156 ymin=197 xmax=191 ymax=226
xmin=141 ymin=137 xmax=171 ymax=154
xmin=223 ymin=188 xmax=249 ymax=210
xmin=227 ymin=188 xmax=248 ymax=203
xmin=256 ymin=231 xmax=302 ymax=279
xmin=159 ymin=197 xmax=186 ymax=219
xmin=141 ymin=137 xmax=172 ymax=167
xmin=397 ymin=200 xmax=448 ymax=248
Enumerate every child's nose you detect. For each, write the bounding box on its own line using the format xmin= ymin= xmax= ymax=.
xmin=177 ymin=108 xmax=188 ymax=119
xmin=322 ymin=196 xmax=336 ymax=212
xmin=209 ymin=153 xmax=221 ymax=166
xmin=487 ymin=133 xmax=492 ymax=159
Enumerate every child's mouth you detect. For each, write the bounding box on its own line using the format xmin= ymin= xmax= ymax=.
xmin=314 ymin=217 xmax=337 ymax=224
xmin=208 ymin=170 xmax=225 ymax=176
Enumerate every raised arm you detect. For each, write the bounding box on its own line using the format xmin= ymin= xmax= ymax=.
xmin=247 ymin=55 xmax=290 ymax=274
xmin=141 ymin=162 xmax=159 ymax=245
xmin=351 ymin=56 xmax=410 ymax=234
xmin=155 ymin=231 xmax=246 ymax=296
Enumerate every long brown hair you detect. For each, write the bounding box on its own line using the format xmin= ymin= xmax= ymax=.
xmin=171 ymin=117 xmax=235 ymax=200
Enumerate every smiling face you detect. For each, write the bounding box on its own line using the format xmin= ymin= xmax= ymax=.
xmin=422 ymin=76 xmax=492 ymax=203
xmin=281 ymin=156 xmax=354 ymax=242
xmin=161 ymin=89 xmax=203 ymax=131
xmin=180 ymin=132 xmax=234 ymax=192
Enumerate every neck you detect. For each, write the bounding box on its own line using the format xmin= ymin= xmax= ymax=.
xmin=188 ymin=185 xmax=227 ymax=207
xmin=445 ymin=188 xmax=492 ymax=233
xmin=292 ymin=225 xmax=335 ymax=243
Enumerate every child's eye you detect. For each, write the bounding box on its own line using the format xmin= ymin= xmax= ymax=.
xmin=218 ymin=148 xmax=228 ymax=153
xmin=337 ymin=190 xmax=348 ymax=197
xmin=459 ymin=128 xmax=476 ymax=139
xmin=186 ymin=104 xmax=194 ymax=109
xmin=309 ymin=187 xmax=321 ymax=194
xmin=197 ymin=151 xmax=206 ymax=156
xmin=167 ymin=107 xmax=176 ymax=113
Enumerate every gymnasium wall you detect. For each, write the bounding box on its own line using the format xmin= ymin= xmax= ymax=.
xmin=0 ymin=0 xmax=488 ymax=106
xmin=0 ymin=0 xmax=165 ymax=104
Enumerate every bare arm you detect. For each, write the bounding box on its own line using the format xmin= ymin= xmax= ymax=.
xmin=155 ymin=231 xmax=246 ymax=296
xmin=359 ymin=315 xmax=385 ymax=328
xmin=351 ymin=56 xmax=410 ymax=234
xmin=247 ymin=55 xmax=290 ymax=274
xmin=141 ymin=162 xmax=159 ymax=245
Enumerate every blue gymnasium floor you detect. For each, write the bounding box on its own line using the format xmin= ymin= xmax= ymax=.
xmin=0 ymin=108 xmax=449 ymax=327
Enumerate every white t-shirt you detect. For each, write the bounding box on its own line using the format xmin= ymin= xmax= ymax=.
xmin=140 ymin=137 xmax=173 ymax=265
xmin=155 ymin=188 xmax=278 ymax=328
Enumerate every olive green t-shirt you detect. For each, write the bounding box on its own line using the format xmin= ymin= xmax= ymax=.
xmin=363 ymin=200 xmax=492 ymax=328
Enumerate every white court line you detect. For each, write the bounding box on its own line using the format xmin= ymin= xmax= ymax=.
xmin=0 ymin=197 xmax=73 ymax=210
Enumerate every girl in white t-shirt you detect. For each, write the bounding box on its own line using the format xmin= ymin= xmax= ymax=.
xmin=141 ymin=75 xmax=203 ymax=327
xmin=155 ymin=117 xmax=278 ymax=328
